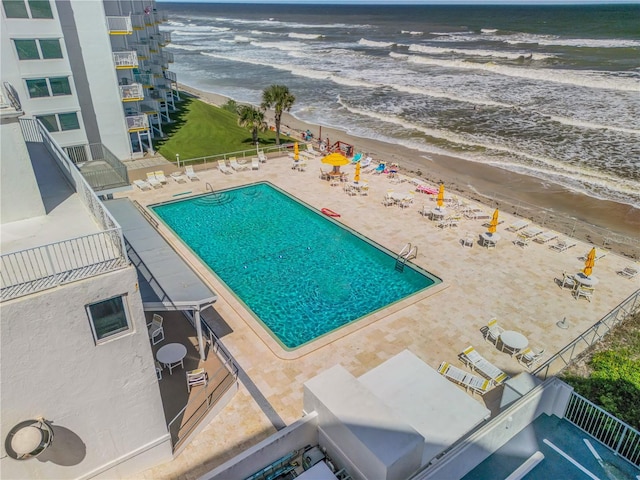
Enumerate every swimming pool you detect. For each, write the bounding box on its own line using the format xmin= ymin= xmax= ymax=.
xmin=152 ymin=183 xmax=440 ymax=349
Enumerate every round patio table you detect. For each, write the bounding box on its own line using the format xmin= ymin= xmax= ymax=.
xmin=574 ymin=273 xmax=599 ymax=287
xmin=430 ymin=207 xmax=447 ymax=220
xmin=500 ymin=330 xmax=528 ymax=356
xmin=156 ymin=343 xmax=187 ymax=374
xmin=480 ymin=232 xmax=501 ymax=247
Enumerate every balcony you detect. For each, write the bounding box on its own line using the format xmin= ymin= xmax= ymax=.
xmin=113 ymin=51 xmax=139 ymax=69
xmin=134 ymin=72 xmax=154 ymax=87
xmin=163 ymin=70 xmax=177 ymax=83
xmin=134 ymin=44 xmax=150 ymax=60
xmin=107 ymin=16 xmax=132 ymax=35
xmin=119 ymin=83 xmax=144 ymax=102
xmin=164 ymin=51 xmax=174 ymax=63
xmin=144 ymin=13 xmax=154 ymax=26
xmin=160 ymin=31 xmax=171 ymax=46
xmin=126 ymin=114 xmax=149 ymax=132
xmin=131 ymin=14 xmax=145 ymax=30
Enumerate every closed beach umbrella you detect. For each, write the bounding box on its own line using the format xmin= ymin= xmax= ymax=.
xmin=321 ymin=152 xmax=350 ymax=173
xmin=488 ymin=209 xmax=499 ymax=234
xmin=437 ymin=183 xmax=445 ymax=208
xmin=294 ymin=142 xmax=299 ymax=161
xmin=354 ymin=162 xmax=361 ymax=183
xmin=583 ymin=247 xmax=596 ymax=277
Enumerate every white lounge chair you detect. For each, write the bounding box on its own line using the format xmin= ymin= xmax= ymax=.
xmin=154 ymin=170 xmax=168 ymax=184
xmin=305 ymin=144 xmax=320 ymax=157
xmin=229 ymin=157 xmax=248 ymax=171
xmin=251 ymin=157 xmax=260 ymax=170
xmin=520 ymin=226 xmax=543 ymax=238
xmin=514 ymin=234 xmax=531 ymax=248
xmin=257 ymin=150 xmax=267 ymax=163
xmin=507 ymin=219 xmax=530 ymax=232
xmin=217 ymin=160 xmax=233 ymax=175
xmin=618 ymin=264 xmax=639 ymax=279
xmin=438 ymin=362 xmax=491 ymax=395
xmin=133 ymin=179 xmax=152 ymax=191
xmin=534 ymin=231 xmax=558 ymax=244
xmin=170 ymin=171 xmax=187 ymax=183
xmin=146 ymin=172 xmax=162 ymax=188
xmin=516 ymin=347 xmax=545 ymax=370
xmin=550 ymin=238 xmax=577 ymax=252
xmin=484 ymin=318 xmax=504 ymax=345
xmin=460 ymin=346 xmax=509 ymax=384
xmin=185 ymin=165 xmax=200 ymax=181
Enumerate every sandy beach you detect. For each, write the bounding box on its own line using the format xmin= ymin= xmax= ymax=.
xmin=178 ymin=83 xmax=640 ymax=259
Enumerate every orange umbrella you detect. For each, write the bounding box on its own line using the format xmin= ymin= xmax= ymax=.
xmin=488 ymin=209 xmax=499 ymax=234
xmin=354 ymin=162 xmax=361 ymax=183
xmin=436 ymin=183 xmax=445 ymax=208
xmin=583 ymin=247 xmax=596 ymax=277
xmin=294 ymin=142 xmax=299 ymax=161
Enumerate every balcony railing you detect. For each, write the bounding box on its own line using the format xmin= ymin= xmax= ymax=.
xmin=144 ymin=13 xmax=154 ymax=26
xmin=134 ymin=72 xmax=154 ymax=87
xmin=131 ymin=14 xmax=145 ymax=30
xmin=134 ymin=44 xmax=150 ymax=60
xmin=164 ymin=70 xmax=177 ymax=83
xmin=119 ymin=83 xmax=144 ymax=102
xmin=160 ymin=31 xmax=171 ymax=45
xmin=64 ymin=143 xmax=130 ymax=191
xmin=126 ymin=114 xmax=149 ymax=132
xmin=107 ymin=16 xmax=132 ymax=35
xmin=113 ymin=51 xmax=139 ymax=69
xmin=2 ymin=119 xmax=129 ymax=301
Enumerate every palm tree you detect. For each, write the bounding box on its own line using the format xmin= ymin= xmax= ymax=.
xmin=237 ymin=105 xmax=267 ymax=145
xmin=261 ymin=85 xmax=295 ymax=145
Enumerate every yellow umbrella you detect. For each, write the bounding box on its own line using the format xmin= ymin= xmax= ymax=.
xmin=583 ymin=247 xmax=596 ymax=277
xmin=294 ymin=142 xmax=299 ymax=161
xmin=321 ymin=152 xmax=350 ymax=173
xmin=488 ymin=209 xmax=499 ymax=234
xmin=437 ymin=183 xmax=445 ymax=207
xmin=354 ymin=162 xmax=361 ymax=183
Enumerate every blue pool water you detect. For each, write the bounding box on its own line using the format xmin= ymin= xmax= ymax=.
xmin=152 ymin=183 xmax=440 ymax=349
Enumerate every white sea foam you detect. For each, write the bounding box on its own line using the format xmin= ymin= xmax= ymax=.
xmin=401 ymin=30 xmax=423 ymax=35
xmin=167 ymin=44 xmax=213 ymax=52
xmin=408 ymin=44 xmax=554 ymax=61
xmin=166 ymin=20 xmax=185 ymax=27
xmin=481 ymin=28 xmax=498 ymax=34
xmin=212 ymin=15 xmax=363 ymax=30
xmin=250 ymin=29 xmax=278 ymax=36
xmin=502 ymin=33 xmax=640 ymax=48
xmin=399 ymin=53 xmax=640 ymax=93
xmin=358 ymin=38 xmax=395 ymax=48
xmin=251 ymin=41 xmax=305 ymax=52
xmin=233 ymin=35 xmax=252 ymax=43
xmin=289 ymin=32 xmax=324 ymax=40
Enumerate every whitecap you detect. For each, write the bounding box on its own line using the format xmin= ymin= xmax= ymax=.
xmin=289 ymin=32 xmax=324 ymax=40
xmin=358 ymin=38 xmax=396 ymax=48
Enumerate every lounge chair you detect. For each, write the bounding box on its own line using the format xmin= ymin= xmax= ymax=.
xmin=550 ymin=238 xmax=576 ymax=252
xmin=483 ymin=318 xmax=504 ymax=345
xmin=438 ymin=362 xmax=491 ymax=395
xmin=360 ymin=156 xmax=372 ymax=170
xmin=185 ymin=165 xmax=200 ymax=181
xmin=460 ymin=346 xmax=509 ymax=384
xmin=305 ymin=144 xmax=320 ymax=157
xmin=133 ymin=179 xmax=152 ymax=191
xmin=579 ymin=248 xmax=608 ymax=262
xmin=146 ymin=172 xmax=162 ymax=188
xmin=257 ymin=150 xmax=268 ymax=163
xmin=154 ymin=170 xmax=168 ymax=184
xmin=170 ymin=171 xmax=187 ymax=183
xmin=507 ymin=219 xmax=530 ymax=232
xmin=514 ymin=234 xmax=531 ymax=248
xmin=535 ymin=231 xmax=558 ymax=244
xmin=217 ymin=160 xmax=233 ymax=175
xmin=251 ymin=157 xmax=260 ymax=170
xmin=373 ymin=163 xmax=386 ymax=174
xmin=516 ymin=347 xmax=545 ymax=370
xmin=229 ymin=157 xmax=248 ymax=171
xmin=519 ymin=226 xmax=543 ymax=238
xmin=618 ymin=264 xmax=639 ymax=279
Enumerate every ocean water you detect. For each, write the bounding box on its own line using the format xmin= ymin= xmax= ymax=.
xmin=159 ymin=3 xmax=640 ymax=209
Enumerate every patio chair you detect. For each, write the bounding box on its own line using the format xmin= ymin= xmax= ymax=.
xmin=148 ymin=314 xmax=164 ymax=345
xmin=618 ymin=264 xmax=639 ymax=279
xmin=252 ymin=157 xmax=260 ymax=170
xmin=186 ymin=368 xmax=208 ymax=392
xmin=154 ymin=170 xmax=168 ymax=184
xmin=560 ymin=271 xmax=577 ymax=290
xmin=170 ymin=171 xmax=187 ymax=183
xmin=574 ymin=286 xmax=594 ymax=302
xmin=438 ymin=362 xmax=491 ymax=396
xmin=462 ymin=233 xmax=474 ymax=248
xmin=133 ymin=179 xmax=152 ymax=191
xmin=185 ymin=165 xmax=200 ymax=181
xmin=484 ymin=318 xmax=504 ymax=345
xmin=155 ymin=361 xmax=163 ymax=381
xmin=217 ymin=160 xmax=233 ymax=175
xmin=229 ymin=157 xmax=248 ymax=171
xmin=460 ymin=346 xmax=509 ymax=384
xmin=507 ymin=219 xmax=530 ymax=232
xmin=516 ymin=347 xmax=545 ymax=370
xmin=146 ymin=172 xmax=162 ymax=188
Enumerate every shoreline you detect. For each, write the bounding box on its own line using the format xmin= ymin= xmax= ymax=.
xmin=177 ymin=83 xmax=640 ymax=259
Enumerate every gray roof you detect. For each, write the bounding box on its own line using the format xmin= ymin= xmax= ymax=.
xmin=105 ymin=198 xmax=217 ymax=311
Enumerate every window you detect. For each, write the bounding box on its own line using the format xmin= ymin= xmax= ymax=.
xmin=25 ymin=76 xmax=71 ymax=98
xmin=2 ymin=0 xmax=52 ymax=18
xmin=14 ymin=39 xmax=62 ymax=60
xmin=36 ymin=112 xmax=79 ymax=132
xmin=87 ymin=295 xmax=130 ymax=342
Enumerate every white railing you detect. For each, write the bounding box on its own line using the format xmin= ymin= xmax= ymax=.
xmin=164 ymin=70 xmax=177 ymax=83
xmin=119 ymin=83 xmax=144 ymax=102
xmin=126 ymin=114 xmax=149 ymax=131
xmin=134 ymin=44 xmax=150 ymax=59
xmin=112 ymin=51 xmax=139 ymax=69
xmin=131 ymin=14 xmax=145 ymax=30
xmin=564 ymin=392 xmax=640 ymax=467
xmin=160 ymin=31 xmax=171 ymax=45
xmin=106 ymin=15 xmax=132 ymax=35
xmin=163 ymin=51 xmax=174 ymax=63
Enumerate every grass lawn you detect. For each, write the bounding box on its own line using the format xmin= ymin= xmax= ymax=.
xmin=154 ymin=94 xmax=295 ymax=160
xmin=561 ymin=310 xmax=640 ymax=429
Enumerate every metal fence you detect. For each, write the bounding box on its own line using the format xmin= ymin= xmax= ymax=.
xmin=64 ymin=143 xmax=130 ymax=191
xmin=534 ymin=289 xmax=640 ymax=380
xmin=564 ymin=391 xmax=640 ymax=467
xmin=176 ymin=143 xmax=295 ymax=169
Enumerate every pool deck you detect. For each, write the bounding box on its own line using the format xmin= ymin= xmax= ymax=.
xmin=120 ymin=155 xmax=639 ymax=479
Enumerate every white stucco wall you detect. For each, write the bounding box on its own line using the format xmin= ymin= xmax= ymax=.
xmin=0 ymin=113 xmax=46 ymax=223
xmin=0 ymin=266 xmax=172 ymax=479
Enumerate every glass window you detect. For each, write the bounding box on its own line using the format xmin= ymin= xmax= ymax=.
xmin=14 ymin=39 xmax=39 ymax=60
xmin=2 ymin=0 xmax=29 ymax=18
xmin=26 ymin=78 xmax=49 ymax=97
xmin=49 ymin=76 xmax=70 ymax=96
xmin=39 ymin=39 xmax=62 ymax=59
xmin=36 ymin=114 xmax=58 ymax=132
xmin=27 ymin=0 xmax=52 ymax=18
xmin=87 ymin=296 xmax=130 ymax=341
xmin=58 ymin=112 xmax=79 ymax=131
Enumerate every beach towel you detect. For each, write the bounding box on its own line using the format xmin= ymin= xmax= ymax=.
xmin=416 ymin=185 xmax=439 ymax=195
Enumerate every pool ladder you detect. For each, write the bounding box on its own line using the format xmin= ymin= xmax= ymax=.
xmin=205 ymin=182 xmax=213 ymax=192
xmin=395 ymin=243 xmax=417 ymax=272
